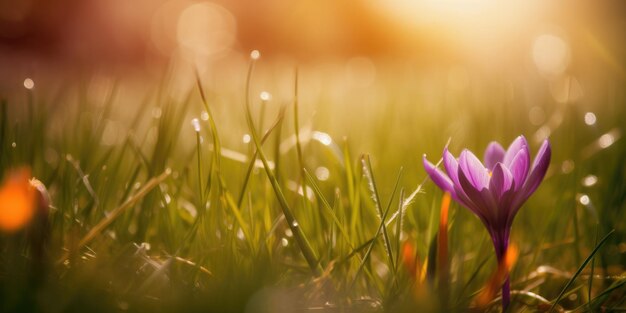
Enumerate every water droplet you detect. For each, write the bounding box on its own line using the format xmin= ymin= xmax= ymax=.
xmin=291 ymin=220 xmax=299 ymax=228
xmin=250 ymin=50 xmax=260 ymax=60
xmin=599 ymin=133 xmax=615 ymax=148
xmin=315 ymin=166 xmax=330 ymax=181
xmin=312 ymin=131 xmax=332 ymax=146
xmin=582 ymin=175 xmax=597 ymax=187
xmin=579 ymin=194 xmax=590 ymax=206
xmin=237 ymin=228 xmax=245 ymax=240
xmin=201 ymin=111 xmax=209 ymax=121
xmin=191 ymin=118 xmax=201 ymax=132
xmin=260 ymin=91 xmax=271 ymax=101
xmin=23 ymin=78 xmax=34 ymax=90
xmin=281 ymin=238 xmax=288 ymax=247
xmin=242 ymin=134 xmax=251 ymax=144
xmin=11 ymin=142 xmax=16 ymax=148
xmin=584 ymin=112 xmax=596 ymax=126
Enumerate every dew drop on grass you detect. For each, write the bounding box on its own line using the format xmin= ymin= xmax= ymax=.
xmin=291 ymin=220 xmax=299 ymax=228
xmin=315 ymin=166 xmax=330 ymax=181
xmin=582 ymin=175 xmax=597 ymax=187
xmin=260 ymin=91 xmax=271 ymax=101
xmin=23 ymin=78 xmax=34 ymax=90
xmin=312 ymin=131 xmax=332 ymax=146
xmin=11 ymin=142 xmax=16 ymax=148
xmin=242 ymin=134 xmax=251 ymax=143
xmin=285 ymin=229 xmax=293 ymax=237
xmin=579 ymin=194 xmax=590 ymax=205
xmin=598 ymin=133 xmax=615 ymax=148
xmin=237 ymin=228 xmax=245 ymax=240
xmin=191 ymin=118 xmax=201 ymax=132
xmin=201 ymin=111 xmax=209 ymax=121
xmin=584 ymin=112 xmax=596 ymax=125
xmin=281 ymin=238 xmax=288 ymax=247
xmin=250 ymin=50 xmax=260 ymax=60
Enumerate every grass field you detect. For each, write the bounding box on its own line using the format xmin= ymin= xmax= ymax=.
xmin=1 ymin=51 xmax=625 ymax=313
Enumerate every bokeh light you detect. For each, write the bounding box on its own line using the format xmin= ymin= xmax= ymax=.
xmin=176 ymin=2 xmax=236 ymax=61
xmin=532 ymin=33 xmax=570 ymax=78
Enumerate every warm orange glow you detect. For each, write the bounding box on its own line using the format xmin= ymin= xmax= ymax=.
xmin=402 ymin=241 xmax=419 ymax=279
xmin=0 ymin=168 xmax=35 ymax=232
xmin=533 ymin=33 xmax=571 ymax=77
xmin=437 ymin=192 xmax=451 ymax=286
xmin=176 ymin=2 xmax=236 ymax=61
xmin=475 ymin=244 xmax=519 ymax=308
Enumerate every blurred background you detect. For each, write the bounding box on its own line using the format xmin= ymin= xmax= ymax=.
xmin=1 ymin=0 xmax=626 ymax=84
xmin=1 ymin=1 xmax=626 ymax=311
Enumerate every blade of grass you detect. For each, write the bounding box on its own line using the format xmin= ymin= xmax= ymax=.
xmin=362 ymin=155 xmax=399 ymax=273
xmin=196 ymin=72 xmax=253 ymax=251
xmin=243 ymin=52 xmax=321 ymax=276
xmin=350 ymin=165 xmax=402 ymax=288
xmin=303 ymin=168 xmax=354 ymax=249
xmin=293 ymin=68 xmax=311 ymax=213
xmin=394 ymin=188 xmax=405 ymax=271
xmin=237 ymin=106 xmax=286 ymax=208
xmin=587 ymin=224 xmax=599 ymax=310
xmin=59 ymin=168 xmax=171 ymax=263
xmin=549 ymin=229 xmax=616 ymax=312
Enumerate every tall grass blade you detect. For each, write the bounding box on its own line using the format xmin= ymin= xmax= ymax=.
xmin=549 ymin=229 xmax=616 ymax=312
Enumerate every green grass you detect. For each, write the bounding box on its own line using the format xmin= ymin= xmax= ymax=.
xmin=1 ymin=61 xmax=625 ymax=313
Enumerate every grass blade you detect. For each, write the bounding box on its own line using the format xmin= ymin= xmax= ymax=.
xmin=549 ymin=229 xmax=616 ymax=312
xmin=243 ymin=53 xmax=321 ymax=276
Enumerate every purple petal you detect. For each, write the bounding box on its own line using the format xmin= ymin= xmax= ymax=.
xmin=522 ymin=139 xmax=551 ymax=198
xmin=423 ymin=155 xmax=455 ymax=196
xmin=509 ymin=139 xmax=551 ymax=224
xmin=457 ymin=165 xmax=497 ymax=222
xmin=503 ymin=135 xmax=529 ymax=167
xmin=443 ymin=147 xmax=461 ymax=186
xmin=459 ymin=150 xmax=490 ymax=190
xmin=489 ymin=163 xmax=514 ymax=199
xmin=508 ymin=149 xmax=530 ymax=189
xmin=484 ymin=142 xmax=505 ymax=170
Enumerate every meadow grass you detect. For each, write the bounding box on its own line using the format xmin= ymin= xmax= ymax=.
xmin=1 ymin=59 xmax=625 ymax=312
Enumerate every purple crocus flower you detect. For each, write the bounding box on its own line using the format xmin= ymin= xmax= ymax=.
xmin=423 ymin=135 xmax=551 ymax=309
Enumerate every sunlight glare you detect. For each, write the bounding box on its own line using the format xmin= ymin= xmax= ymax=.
xmin=532 ymin=34 xmax=570 ymax=77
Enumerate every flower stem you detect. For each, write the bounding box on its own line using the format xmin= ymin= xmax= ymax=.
xmin=493 ymin=232 xmax=511 ymax=311
xmin=502 ymin=275 xmax=511 ymax=310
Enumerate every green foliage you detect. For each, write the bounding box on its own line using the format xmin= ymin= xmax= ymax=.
xmin=1 ymin=66 xmax=625 ymax=312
